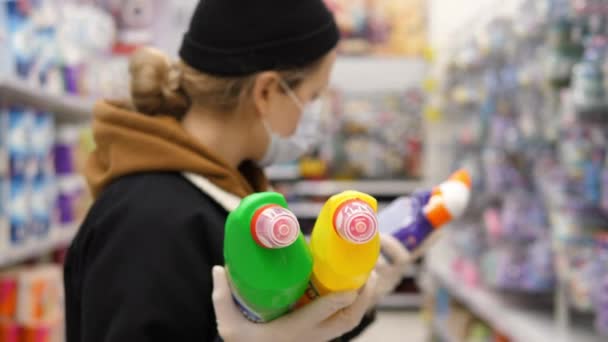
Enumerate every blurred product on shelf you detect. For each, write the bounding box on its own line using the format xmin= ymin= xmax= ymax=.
xmin=100 ymin=0 xmax=157 ymax=54
xmin=0 ymin=264 xmax=64 ymax=342
xmin=0 ymin=0 xmax=159 ymax=100
xmin=0 ymin=105 xmax=89 ymax=257
xmin=544 ymin=18 xmax=584 ymax=89
xmin=571 ymin=39 xmax=608 ymax=116
xmin=424 ymin=0 xmax=608 ymax=339
xmin=596 ymin=234 xmax=608 ymax=336
xmin=323 ymin=0 xmax=427 ymax=56
xmin=317 ymin=88 xmax=424 ymax=180
xmin=224 ymin=192 xmax=312 ymax=323
xmin=267 ymin=87 xmax=425 ymax=184
xmin=54 ymin=124 xmax=90 ymax=227
xmin=429 ymin=286 xmax=512 ymax=342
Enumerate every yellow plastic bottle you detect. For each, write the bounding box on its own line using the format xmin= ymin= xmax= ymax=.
xmin=300 ymin=191 xmax=380 ymax=304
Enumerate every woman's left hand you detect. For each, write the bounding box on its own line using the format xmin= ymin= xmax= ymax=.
xmin=372 ymin=234 xmax=413 ymax=304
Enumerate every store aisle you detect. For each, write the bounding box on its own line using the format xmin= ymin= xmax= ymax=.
xmin=357 ymin=311 xmax=427 ymax=341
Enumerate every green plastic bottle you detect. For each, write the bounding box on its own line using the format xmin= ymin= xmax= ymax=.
xmin=224 ymin=192 xmax=313 ymax=322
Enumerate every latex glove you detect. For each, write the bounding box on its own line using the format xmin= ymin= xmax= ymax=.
xmin=212 ymin=266 xmax=378 ymax=342
xmin=373 ymin=234 xmax=413 ymax=304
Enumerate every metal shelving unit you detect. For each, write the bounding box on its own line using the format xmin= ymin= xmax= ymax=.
xmin=289 ymin=201 xmax=392 ymax=219
xmin=0 ymin=78 xmax=94 ymax=122
xmin=291 ymin=180 xmax=424 ymax=198
xmin=425 ymin=239 xmax=601 ymax=342
xmin=377 ymin=293 xmax=423 ymax=310
xmin=0 ymin=78 xmax=91 ymax=266
xmin=0 ymin=224 xmax=77 ymax=268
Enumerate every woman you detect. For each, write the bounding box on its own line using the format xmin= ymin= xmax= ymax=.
xmin=64 ymin=0 xmax=412 ymax=341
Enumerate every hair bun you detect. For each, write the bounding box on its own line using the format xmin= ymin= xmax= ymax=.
xmin=129 ymin=47 xmax=189 ymax=118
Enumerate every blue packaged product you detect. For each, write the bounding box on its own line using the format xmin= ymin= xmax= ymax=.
xmin=30 ymin=174 xmax=52 ymax=239
xmin=0 ymin=0 xmax=14 ymax=77
xmin=31 ymin=111 xmax=54 ymax=176
xmin=5 ymin=0 xmax=38 ymax=79
xmin=9 ymin=176 xmax=30 ymax=246
xmin=0 ymin=108 xmax=7 ymax=177
xmin=8 ymin=106 xmax=33 ymax=179
xmin=0 ymin=176 xmax=7 ymax=249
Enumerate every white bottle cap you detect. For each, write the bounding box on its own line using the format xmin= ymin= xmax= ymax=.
xmin=251 ymin=205 xmax=300 ymax=249
xmin=333 ymin=200 xmax=378 ymax=244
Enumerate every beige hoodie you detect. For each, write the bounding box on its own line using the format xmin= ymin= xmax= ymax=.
xmin=85 ymin=100 xmax=268 ymax=199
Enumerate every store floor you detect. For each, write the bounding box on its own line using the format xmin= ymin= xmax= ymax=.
xmin=357 ymin=310 xmax=427 ymax=341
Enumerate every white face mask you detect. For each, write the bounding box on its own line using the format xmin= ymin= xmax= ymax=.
xmin=258 ymin=82 xmax=324 ymax=167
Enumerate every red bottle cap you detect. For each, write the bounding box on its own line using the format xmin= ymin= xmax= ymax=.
xmin=333 ymin=199 xmax=378 ymax=244
xmin=251 ymin=205 xmax=300 ymax=249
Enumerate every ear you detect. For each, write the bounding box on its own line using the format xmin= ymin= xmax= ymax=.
xmin=251 ymin=71 xmax=282 ymax=119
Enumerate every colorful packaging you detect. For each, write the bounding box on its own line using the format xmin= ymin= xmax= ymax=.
xmin=317 ymin=90 xmax=424 ymax=180
xmin=30 ymin=175 xmax=52 ymax=240
xmin=0 ymin=0 xmax=14 ymax=78
xmin=16 ymin=266 xmax=63 ymax=325
xmin=302 ymin=191 xmax=380 ymax=304
xmin=379 ymin=170 xmax=472 ymax=255
xmin=0 ymin=176 xmax=8 ymax=250
xmin=0 ymin=320 xmax=19 ymax=342
xmin=8 ymin=107 xmax=34 ymax=179
xmin=0 ymin=272 xmax=17 ymax=319
xmin=53 ymin=126 xmax=78 ymax=176
xmin=0 ymin=108 xmax=8 ymax=177
xmin=602 ymin=167 xmax=608 ymax=212
xmin=30 ymin=112 xmax=54 ymax=177
xmin=9 ymin=176 xmax=30 ymax=247
xmin=5 ymin=0 xmax=37 ymax=79
xmin=224 ymin=192 xmax=312 ymax=322
xmin=54 ymin=175 xmax=84 ymax=226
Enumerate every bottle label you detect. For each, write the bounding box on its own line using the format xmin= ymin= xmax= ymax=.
xmin=226 ymin=274 xmax=266 ymax=323
xmin=232 ymin=293 xmax=265 ymax=323
xmin=393 ymin=212 xmax=433 ymax=252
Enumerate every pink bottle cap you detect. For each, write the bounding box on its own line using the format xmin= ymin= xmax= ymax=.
xmin=251 ymin=205 xmax=300 ymax=249
xmin=333 ymin=200 xmax=378 ymax=244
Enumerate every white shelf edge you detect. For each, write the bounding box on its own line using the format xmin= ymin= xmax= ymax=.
xmin=0 ymin=224 xmax=77 ymax=268
xmin=0 ymin=78 xmax=93 ymax=121
xmin=290 ymin=201 xmax=392 ymax=219
xmin=265 ymin=165 xmax=301 ymax=181
xmin=426 ymin=242 xmax=600 ymax=342
xmin=377 ymin=293 xmax=422 ymax=309
xmin=292 ymin=180 xmax=425 ymax=197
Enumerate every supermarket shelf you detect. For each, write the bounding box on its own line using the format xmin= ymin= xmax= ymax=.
xmin=289 ymin=201 xmax=391 ymax=219
xmin=0 ymin=78 xmax=94 ymax=122
xmin=292 ymin=180 xmax=424 ymax=197
xmin=0 ymin=225 xmax=77 ymax=268
xmin=266 ymin=165 xmax=300 ymax=181
xmin=377 ymin=293 xmax=422 ymax=310
xmin=433 ymin=319 xmax=456 ymax=342
xmin=289 ymin=202 xmax=324 ymax=219
xmin=426 ymin=241 xmax=600 ymax=342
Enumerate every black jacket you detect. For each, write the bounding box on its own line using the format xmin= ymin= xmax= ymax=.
xmin=64 ymin=172 xmax=374 ymax=341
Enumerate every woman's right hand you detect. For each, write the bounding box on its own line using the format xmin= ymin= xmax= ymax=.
xmin=211 ymin=266 xmax=378 ymax=342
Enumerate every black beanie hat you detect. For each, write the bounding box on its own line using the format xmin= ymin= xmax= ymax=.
xmin=179 ymin=0 xmax=339 ymax=76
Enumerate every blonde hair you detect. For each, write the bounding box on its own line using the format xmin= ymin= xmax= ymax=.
xmin=128 ymin=47 xmax=322 ymax=119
